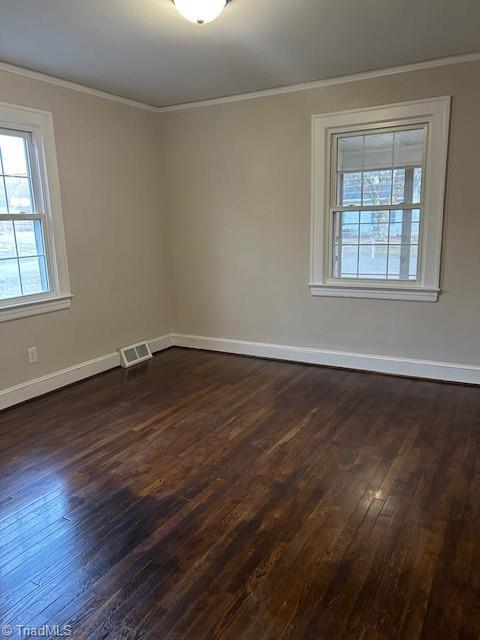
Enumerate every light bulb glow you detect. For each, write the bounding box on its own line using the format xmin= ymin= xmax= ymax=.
xmin=173 ymin=0 xmax=227 ymax=24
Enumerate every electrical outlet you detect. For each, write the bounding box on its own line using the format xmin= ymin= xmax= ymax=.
xmin=27 ymin=347 xmax=38 ymax=364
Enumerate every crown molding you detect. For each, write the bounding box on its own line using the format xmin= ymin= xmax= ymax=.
xmin=1 ymin=52 xmax=479 ymax=114
xmin=0 ymin=61 xmax=158 ymax=112
xmin=156 ymin=52 xmax=480 ymax=113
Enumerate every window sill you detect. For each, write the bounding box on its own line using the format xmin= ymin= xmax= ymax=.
xmin=309 ymin=283 xmax=439 ymax=302
xmin=0 ymin=294 xmax=73 ymax=322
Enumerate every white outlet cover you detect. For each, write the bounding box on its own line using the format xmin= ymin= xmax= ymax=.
xmin=27 ymin=347 xmax=38 ymax=364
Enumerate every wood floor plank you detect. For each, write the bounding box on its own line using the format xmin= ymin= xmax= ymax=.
xmin=0 ymin=347 xmax=479 ymax=639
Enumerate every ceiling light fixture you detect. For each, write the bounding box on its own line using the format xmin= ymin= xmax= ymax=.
xmin=173 ymin=0 xmax=229 ymax=24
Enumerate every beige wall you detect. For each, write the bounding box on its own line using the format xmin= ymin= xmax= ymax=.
xmin=160 ymin=59 xmax=480 ymax=366
xmin=0 ymin=69 xmax=172 ymax=390
xmin=2 ymin=58 xmax=479 ymax=393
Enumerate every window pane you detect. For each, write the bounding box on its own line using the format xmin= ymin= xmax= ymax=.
xmin=360 ymin=210 xmax=389 ymax=225
xmin=389 ymin=221 xmax=403 ymax=244
xmin=409 ymin=244 xmax=419 ymax=279
xmin=388 ymin=211 xmax=420 ymax=244
xmin=19 ymin=256 xmax=49 ymax=295
xmin=14 ymin=219 xmax=45 ymax=257
xmin=339 ymin=223 xmax=359 ymax=245
xmin=387 ymin=245 xmax=401 ymax=278
xmin=359 ymin=245 xmax=388 ymax=277
xmin=0 ymin=258 xmax=21 ymax=299
xmin=411 ymin=221 xmax=420 ymax=243
xmin=394 ymin=129 xmax=424 ymax=167
xmin=363 ymin=132 xmax=394 ymax=170
xmin=360 ymin=222 xmax=389 ymax=244
xmin=0 ymin=180 xmax=7 ymax=213
xmin=359 ymin=211 xmax=373 ymax=225
xmin=5 ymin=177 xmax=34 ymax=213
xmin=338 ymin=135 xmax=364 ymax=171
xmin=334 ymin=245 xmax=358 ymax=277
xmin=339 ymin=172 xmax=362 ymax=205
xmin=0 ymin=220 xmax=17 ymax=258
xmin=393 ymin=167 xmax=423 ymax=205
xmin=341 ymin=210 xmax=359 ymax=224
xmin=389 ymin=209 xmax=403 ymax=224
xmin=392 ymin=169 xmax=406 ymax=204
xmin=387 ymin=245 xmax=419 ymax=280
xmin=413 ymin=167 xmax=422 ymax=203
xmin=362 ymin=170 xmax=392 ymax=205
xmin=338 ymin=132 xmax=395 ymax=171
xmin=0 ymin=134 xmax=29 ymax=176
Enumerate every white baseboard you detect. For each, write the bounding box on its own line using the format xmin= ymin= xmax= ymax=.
xmin=172 ymin=333 xmax=480 ymax=385
xmin=149 ymin=334 xmax=175 ymax=353
xmin=1 ymin=331 xmax=478 ymax=411
xmin=0 ymin=334 xmax=174 ymax=411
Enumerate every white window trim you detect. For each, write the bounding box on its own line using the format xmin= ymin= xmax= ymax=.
xmin=310 ymin=97 xmax=451 ymax=302
xmin=0 ymin=101 xmax=72 ymax=321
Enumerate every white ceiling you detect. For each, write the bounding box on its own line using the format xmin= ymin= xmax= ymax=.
xmin=0 ymin=0 xmax=479 ymax=108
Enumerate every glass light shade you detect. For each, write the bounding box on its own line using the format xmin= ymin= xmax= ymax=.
xmin=173 ymin=0 xmax=227 ymax=24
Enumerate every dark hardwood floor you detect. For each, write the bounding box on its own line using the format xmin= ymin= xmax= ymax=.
xmin=1 ymin=348 xmax=479 ymax=639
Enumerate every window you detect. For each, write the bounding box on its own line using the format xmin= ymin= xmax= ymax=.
xmin=310 ymin=98 xmax=450 ymax=301
xmin=334 ymin=128 xmax=424 ymax=281
xmin=0 ymin=102 xmax=71 ymax=321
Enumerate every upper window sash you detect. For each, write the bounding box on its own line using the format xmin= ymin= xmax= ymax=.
xmin=0 ymin=127 xmax=45 ymax=218
xmin=331 ymin=123 xmax=428 ymax=210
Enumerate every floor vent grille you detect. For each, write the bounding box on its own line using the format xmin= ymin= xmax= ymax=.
xmin=119 ymin=341 xmax=153 ymax=368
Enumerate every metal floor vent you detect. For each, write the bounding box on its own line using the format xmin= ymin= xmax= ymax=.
xmin=119 ymin=341 xmax=153 ymax=368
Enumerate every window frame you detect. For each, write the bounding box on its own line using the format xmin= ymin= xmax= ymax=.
xmin=0 ymin=101 xmax=71 ymax=321
xmin=310 ymin=97 xmax=451 ymax=302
